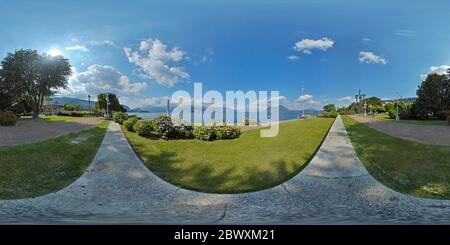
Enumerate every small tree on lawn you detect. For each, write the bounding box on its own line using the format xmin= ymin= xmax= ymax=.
xmin=323 ymin=104 xmax=336 ymax=112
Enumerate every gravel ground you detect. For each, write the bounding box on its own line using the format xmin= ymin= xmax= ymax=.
xmin=349 ymin=115 xmax=450 ymax=146
xmin=0 ymin=117 xmax=103 ymax=146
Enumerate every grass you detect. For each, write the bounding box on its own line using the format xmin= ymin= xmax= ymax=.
xmin=342 ymin=116 xmax=450 ymax=199
xmin=123 ymin=117 xmax=334 ymax=193
xmin=19 ymin=114 xmax=96 ymax=122
xmin=373 ymin=113 xmax=448 ymax=126
xmin=0 ymin=120 xmax=108 ymax=199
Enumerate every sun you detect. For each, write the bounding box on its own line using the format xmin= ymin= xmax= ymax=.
xmin=48 ymin=49 xmax=62 ymax=57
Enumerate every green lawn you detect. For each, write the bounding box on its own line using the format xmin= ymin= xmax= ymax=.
xmin=123 ymin=117 xmax=334 ymax=193
xmin=343 ymin=116 xmax=450 ymax=199
xmin=19 ymin=115 xmax=95 ymax=122
xmin=373 ymin=113 xmax=447 ymax=126
xmin=0 ymin=120 xmax=108 ymax=199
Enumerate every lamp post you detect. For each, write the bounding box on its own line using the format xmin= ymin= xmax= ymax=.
xmin=166 ymin=98 xmax=170 ymax=116
xmin=88 ymin=94 xmax=91 ymax=112
xmin=106 ymin=93 xmax=109 ymax=118
xmin=301 ymin=87 xmax=305 ymax=117
xmin=395 ymin=92 xmax=400 ymax=121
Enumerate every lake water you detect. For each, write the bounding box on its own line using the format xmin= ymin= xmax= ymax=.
xmin=129 ymin=112 xmax=301 ymax=124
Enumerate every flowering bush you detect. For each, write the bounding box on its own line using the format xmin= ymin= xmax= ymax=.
xmin=113 ymin=112 xmax=128 ymax=124
xmin=216 ymin=125 xmax=241 ymax=139
xmin=134 ymin=120 xmax=154 ymax=136
xmin=194 ymin=125 xmax=216 ymax=141
xmin=0 ymin=111 xmax=17 ymax=126
xmin=124 ymin=117 xmax=139 ymax=132
xmin=153 ymin=115 xmax=173 ymax=139
xmin=171 ymin=125 xmax=194 ymax=139
xmin=194 ymin=125 xmax=241 ymax=141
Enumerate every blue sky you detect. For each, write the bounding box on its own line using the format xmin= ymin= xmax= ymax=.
xmin=1 ymin=0 xmax=449 ymax=109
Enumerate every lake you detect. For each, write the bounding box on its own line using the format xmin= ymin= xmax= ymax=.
xmin=129 ymin=112 xmax=302 ymax=124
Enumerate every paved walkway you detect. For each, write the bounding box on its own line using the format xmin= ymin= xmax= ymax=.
xmin=0 ymin=116 xmax=449 ymax=224
xmin=0 ymin=117 xmax=103 ymax=146
xmin=350 ymin=115 xmax=450 ymax=146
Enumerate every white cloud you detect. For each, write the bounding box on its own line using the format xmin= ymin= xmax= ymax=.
xmin=297 ymin=94 xmax=313 ymax=102
xmin=420 ymin=65 xmax=450 ymax=80
xmin=338 ymin=96 xmax=353 ymax=102
xmin=362 ymin=38 xmax=373 ymax=42
xmin=124 ymin=38 xmax=189 ymax=86
xmin=60 ymin=65 xmax=147 ymax=98
xmin=287 ymin=55 xmax=299 ymax=60
xmin=395 ymin=29 xmax=416 ymax=37
xmin=358 ymin=51 xmax=387 ymax=64
xmin=65 ymin=45 xmax=89 ymax=52
xmin=90 ymin=40 xmax=117 ymax=47
xmin=337 ymin=96 xmax=354 ymax=107
xmin=293 ymin=37 xmax=334 ymax=54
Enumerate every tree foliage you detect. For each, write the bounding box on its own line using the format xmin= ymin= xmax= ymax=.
xmin=323 ymin=104 xmax=336 ymax=112
xmin=0 ymin=49 xmax=72 ymax=118
xmin=364 ymin=96 xmax=382 ymax=106
xmin=414 ymin=71 xmax=450 ymax=119
xmin=96 ymin=93 xmax=126 ymax=113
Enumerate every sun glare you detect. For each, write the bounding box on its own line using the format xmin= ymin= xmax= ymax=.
xmin=48 ymin=49 xmax=62 ymax=57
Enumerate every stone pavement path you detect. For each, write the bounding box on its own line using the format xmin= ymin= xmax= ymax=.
xmin=350 ymin=115 xmax=450 ymax=146
xmin=0 ymin=117 xmax=103 ymax=146
xmin=0 ymin=116 xmax=449 ymax=224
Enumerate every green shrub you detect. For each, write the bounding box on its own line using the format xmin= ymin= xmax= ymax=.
xmin=58 ymin=111 xmax=84 ymax=117
xmin=215 ymin=125 xmax=241 ymax=139
xmin=388 ymin=109 xmax=397 ymax=119
xmin=0 ymin=111 xmax=18 ymax=126
xmin=337 ymin=110 xmax=353 ymax=115
xmin=113 ymin=112 xmax=128 ymax=124
xmin=124 ymin=117 xmax=139 ymax=132
xmin=171 ymin=125 xmax=194 ymax=139
xmin=134 ymin=120 xmax=153 ymax=137
xmin=194 ymin=125 xmax=215 ymax=141
xmin=373 ymin=105 xmax=386 ymax=113
xmin=194 ymin=125 xmax=241 ymax=141
xmin=153 ymin=115 xmax=173 ymax=139
xmin=318 ymin=112 xmax=338 ymax=118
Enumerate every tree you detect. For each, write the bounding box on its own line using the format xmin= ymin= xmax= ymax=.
xmin=0 ymin=49 xmax=72 ymax=119
xmin=96 ymin=93 xmax=126 ymax=115
xmin=414 ymin=71 xmax=450 ymax=119
xmin=364 ymin=96 xmax=382 ymax=106
xmin=323 ymin=104 xmax=336 ymax=112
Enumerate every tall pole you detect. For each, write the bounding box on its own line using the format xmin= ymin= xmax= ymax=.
xmin=301 ymin=86 xmax=305 ymax=117
xmin=395 ymin=92 xmax=399 ymax=121
xmin=166 ymin=99 xmax=170 ymax=116
xmin=106 ymin=93 xmax=109 ymax=118
xmin=88 ymin=94 xmax=91 ymax=112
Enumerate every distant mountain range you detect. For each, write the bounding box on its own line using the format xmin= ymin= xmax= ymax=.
xmin=52 ymin=97 xmax=130 ymax=111
xmin=51 ymin=96 xmax=322 ymax=115
xmin=52 ymin=97 xmax=96 ymax=110
xmin=129 ymin=104 xmax=322 ymax=115
xmin=381 ymin=97 xmax=417 ymax=104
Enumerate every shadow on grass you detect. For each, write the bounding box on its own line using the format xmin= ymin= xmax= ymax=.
xmin=342 ymin=116 xmax=450 ymax=199
xmin=127 ymin=118 xmax=334 ymax=194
